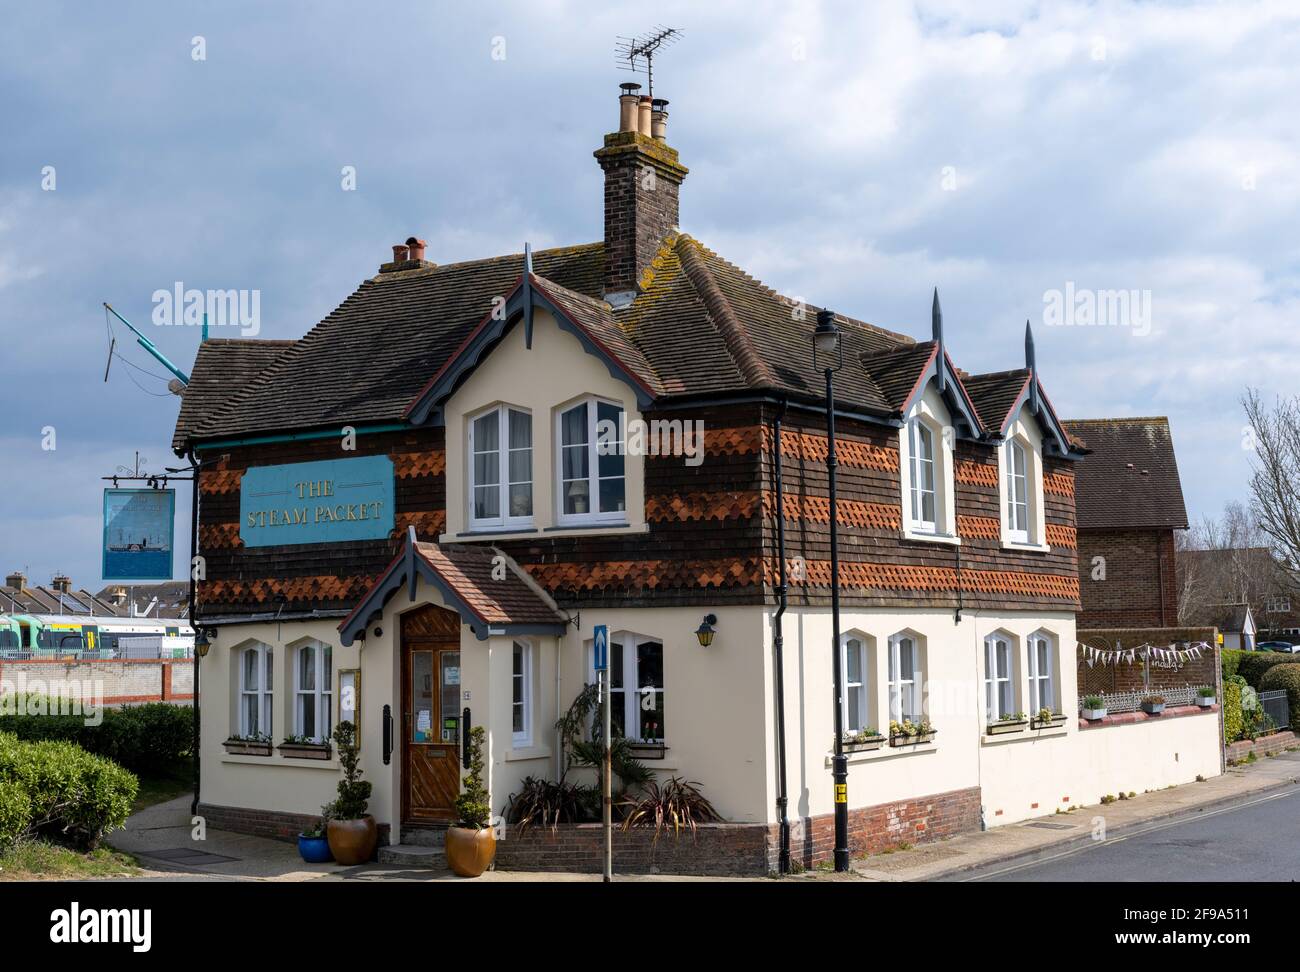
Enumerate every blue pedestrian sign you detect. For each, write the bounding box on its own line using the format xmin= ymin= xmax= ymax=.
xmin=593 ymin=625 xmax=609 ymax=672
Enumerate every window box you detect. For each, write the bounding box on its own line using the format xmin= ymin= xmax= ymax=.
xmin=889 ymin=730 xmax=936 ymax=747
xmin=278 ymin=741 xmax=332 ymax=760
xmin=986 ymin=718 xmax=1028 ymax=736
xmin=842 ymin=733 xmax=885 ymax=753
xmin=627 ymin=741 xmax=667 ymax=760
xmin=223 ymin=737 xmax=272 ymax=757
xmin=1030 ymin=713 xmax=1067 ymax=730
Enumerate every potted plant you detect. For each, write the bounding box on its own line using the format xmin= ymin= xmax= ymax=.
xmin=324 ymin=721 xmax=376 ymax=865
xmin=987 ymin=711 xmax=1028 ymax=736
xmin=888 ymin=719 xmax=936 ymax=746
xmin=1030 ymin=706 xmax=1067 ymax=729
xmin=445 ymin=725 xmax=496 ymax=877
xmin=1141 ymin=694 xmax=1166 ymax=715
xmin=1196 ymin=685 xmax=1216 ymax=708
xmin=842 ymin=728 xmax=884 ymax=753
xmin=1081 ymin=695 xmax=1107 ymax=720
xmin=278 ymin=734 xmax=332 ymax=760
xmin=223 ymin=733 xmax=272 ymax=756
xmin=298 ymin=806 xmax=333 ymax=863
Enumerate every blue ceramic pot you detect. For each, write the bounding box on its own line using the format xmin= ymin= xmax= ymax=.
xmin=298 ymin=834 xmax=333 ymax=863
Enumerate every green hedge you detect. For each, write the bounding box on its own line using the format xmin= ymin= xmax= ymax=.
xmin=0 ymin=701 xmax=192 ymax=775
xmin=1236 ymin=652 xmax=1300 ymax=690
xmin=1223 ymin=677 xmax=1245 ymax=744
xmin=1259 ymin=664 xmax=1300 ymax=733
xmin=0 ymin=732 xmax=137 ymax=849
xmin=0 ymin=780 xmax=31 ymax=848
xmin=1222 ymin=648 xmax=1247 ymax=681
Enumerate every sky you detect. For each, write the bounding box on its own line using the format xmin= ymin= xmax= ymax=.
xmin=1 ymin=0 xmax=1298 ymax=590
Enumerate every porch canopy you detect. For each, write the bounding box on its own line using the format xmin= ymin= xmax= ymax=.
xmin=338 ymin=526 xmax=568 ymax=646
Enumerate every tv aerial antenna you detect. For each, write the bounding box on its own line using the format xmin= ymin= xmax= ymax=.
xmin=615 ymin=26 xmax=682 ymax=100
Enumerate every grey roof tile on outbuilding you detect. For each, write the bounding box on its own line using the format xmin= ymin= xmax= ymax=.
xmin=1062 ymin=417 xmax=1189 ymax=531
xmin=172 ymin=338 xmax=293 ymax=452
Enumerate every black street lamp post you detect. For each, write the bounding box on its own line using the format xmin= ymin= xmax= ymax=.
xmin=812 ymin=308 xmax=849 ymax=872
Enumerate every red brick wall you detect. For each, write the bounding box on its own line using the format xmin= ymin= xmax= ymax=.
xmin=197 ymin=802 xmax=390 ymax=850
xmin=1077 ymin=626 xmax=1219 ymax=696
xmin=1077 ymin=528 xmax=1178 ymax=628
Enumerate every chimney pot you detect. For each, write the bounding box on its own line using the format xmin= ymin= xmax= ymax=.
xmin=406 ymin=237 xmax=427 ymax=262
xmin=637 ymin=96 xmax=653 ymax=137
xmin=651 ymin=98 xmax=669 ymax=141
xmin=392 ymin=244 xmax=410 ymax=263
xmin=618 ymin=83 xmax=642 ymax=133
xmin=51 ymin=574 xmax=71 ymax=593
xmin=5 ymin=571 xmax=25 ymax=591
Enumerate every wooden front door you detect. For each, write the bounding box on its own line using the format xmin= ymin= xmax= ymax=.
xmin=400 ymin=606 xmax=463 ymax=823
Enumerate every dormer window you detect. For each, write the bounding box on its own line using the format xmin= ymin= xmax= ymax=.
xmin=999 ymin=419 xmax=1048 ymax=550
xmin=908 ymin=420 xmax=937 ymax=531
xmin=469 ymin=405 xmax=533 ymax=530
xmin=557 ymin=397 xmax=626 ymax=525
xmin=1006 ymin=439 xmax=1029 ymax=543
xmin=899 ymin=388 xmax=958 ymax=543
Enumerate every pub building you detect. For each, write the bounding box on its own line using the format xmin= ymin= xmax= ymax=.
xmin=172 ymin=83 xmax=1221 ymax=875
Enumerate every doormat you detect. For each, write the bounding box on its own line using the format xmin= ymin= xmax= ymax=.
xmin=139 ymin=847 xmax=240 ymax=866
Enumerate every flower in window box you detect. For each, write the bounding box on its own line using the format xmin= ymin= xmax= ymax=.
xmin=888 ymin=719 xmax=936 ymax=746
xmin=842 ymin=728 xmax=884 ymax=752
xmin=1030 ymin=706 xmax=1066 ymax=729
xmin=987 ymin=711 xmax=1029 ymax=735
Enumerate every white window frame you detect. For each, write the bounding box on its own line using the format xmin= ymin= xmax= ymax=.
xmin=841 ymin=635 xmax=869 ymax=734
xmin=1028 ymin=631 xmax=1056 ymax=714
xmin=1266 ymin=595 xmax=1291 ymax=614
xmin=556 ymin=397 xmax=627 ymax=526
xmin=909 ymin=419 xmax=938 ymax=533
xmin=238 ymin=643 xmax=273 ymax=740
xmin=590 ymin=631 xmax=664 ymax=742
xmin=511 ymin=640 xmax=533 ymax=748
xmin=293 ymin=641 xmax=333 ymax=744
xmin=998 ymin=417 xmax=1049 ymax=551
xmin=887 ymin=633 xmax=922 ymax=723
xmin=899 ymin=388 xmax=958 ymax=544
xmin=1006 ymin=438 xmax=1030 ymax=544
xmin=468 ymin=404 xmax=533 ymax=530
xmin=983 ymin=633 xmax=1016 ymax=724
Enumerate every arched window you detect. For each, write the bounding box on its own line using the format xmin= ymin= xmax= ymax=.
xmin=983 ymin=633 xmax=1016 ymax=723
xmin=908 ymin=419 xmax=937 ymax=532
xmin=841 ymin=635 xmax=869 ymax=733
xmin=887 ymin=632 xmax=923 ymax=723
xmin=293 ymin=641 xmax=333 ymax=744
xmin=1006 ymin=439 xmax=1029 ymax=543
xmin=1028 ymin=631 xmax=1057 ymax=714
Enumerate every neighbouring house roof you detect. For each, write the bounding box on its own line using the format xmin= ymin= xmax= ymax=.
xmin=1193 ymin=602 xmax=1254 ymax=635
xmin=1062 ymin=417 xmax=1188 ymax=531
xmin=338 ymin=528 xmax=567 ymax=645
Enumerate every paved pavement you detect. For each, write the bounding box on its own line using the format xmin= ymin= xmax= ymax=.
xmin=108 ymin=750 xmax=1300 ymax=882
xmin=850 ymin=750 xmax=1300 ymax=882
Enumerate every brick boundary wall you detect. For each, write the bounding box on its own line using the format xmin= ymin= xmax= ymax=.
xmin=0 ymin=658 xmax=194 ymax=705
xmin=197 ymin=802 xmax=391 ymax=851
xmin=1078 ymin=704 xmax=1218 ymax=730
xmin=1225 ymin=730 xmax=1299 ymax=763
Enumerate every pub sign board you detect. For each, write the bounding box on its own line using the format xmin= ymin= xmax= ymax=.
xmin=103 ymin=488 xmax=176 ymax=580
xmin=239 ymin=455 xmax=395 ymax=548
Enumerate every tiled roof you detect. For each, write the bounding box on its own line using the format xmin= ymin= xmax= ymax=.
xmin=414 ymin=542 xmax=565 ymax=626
xmin=174 ymin=231 xmax=1065 ymax=451
xmin=1062 ymin=417 xmax=1188 ymax=531
xmin=1192 ymin=602 xmax=1252 ymax=634
xmin=172 ymin=338 xmax=292 ymax=452
xmin=963 ymin=369 xmax=1030 ymax=434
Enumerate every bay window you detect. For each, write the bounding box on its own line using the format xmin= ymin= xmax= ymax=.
xmin=470 ymin=405 xmax=533 ymax=529
xmin=558 ymin=398 xmax=626 ymax=524
xmin=239 ymin=643 xmax=273 ymax=739
xmin=294 ymin=641 xmax=333 ymax=744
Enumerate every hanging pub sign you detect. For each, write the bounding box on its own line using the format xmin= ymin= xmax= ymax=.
xmin=239 ymin=455 xmax=395 ymax=547
xmin=102 ymin=488 xmax=176 ymax=580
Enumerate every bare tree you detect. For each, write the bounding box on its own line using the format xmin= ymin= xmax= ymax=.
xmin=1242 ymin=388 xmax=1300 ymax=584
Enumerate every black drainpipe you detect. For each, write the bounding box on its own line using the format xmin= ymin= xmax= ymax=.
xmin=772 ymin=399 xmax=791 ymax=874
xmin=188 ymin=449 xmax=202 ymax=817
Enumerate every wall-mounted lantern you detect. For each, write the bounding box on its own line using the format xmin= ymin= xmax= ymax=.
xmin=694 ymin=614 xmax=718 ymax=648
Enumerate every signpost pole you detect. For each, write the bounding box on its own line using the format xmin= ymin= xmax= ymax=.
xmin=594 ymin=624 xmax=612 ymax=882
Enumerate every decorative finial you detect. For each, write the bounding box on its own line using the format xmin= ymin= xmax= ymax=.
xmin=524 ymin=241 xmax=533 ymax=277
xmin=933 ymin=288 xmax=945 ymax=392
xmin=1025 ymin=319 xmax=1040 ymax=414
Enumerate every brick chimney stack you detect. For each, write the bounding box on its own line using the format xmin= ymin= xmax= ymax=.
xmin=5 ymin=571 xmax=26 ymax=591
xmin=51 ymin=574 xmax=72 ymax=593
xmin=595 ymin=82 xmax=688 ymax=306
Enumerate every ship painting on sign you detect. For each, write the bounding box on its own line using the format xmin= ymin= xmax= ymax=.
xmin=102 ymin=489 xmax=175 ymax=581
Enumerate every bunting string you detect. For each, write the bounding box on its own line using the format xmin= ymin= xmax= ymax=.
xmin=1077 ymin=640 xmax=1210 ymax=669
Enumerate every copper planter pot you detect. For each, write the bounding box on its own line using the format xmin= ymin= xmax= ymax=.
xmin=444 ymin=826 xmax=496 ymax=877
xmin=326 ymin=816 xmax=378 ymax=865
